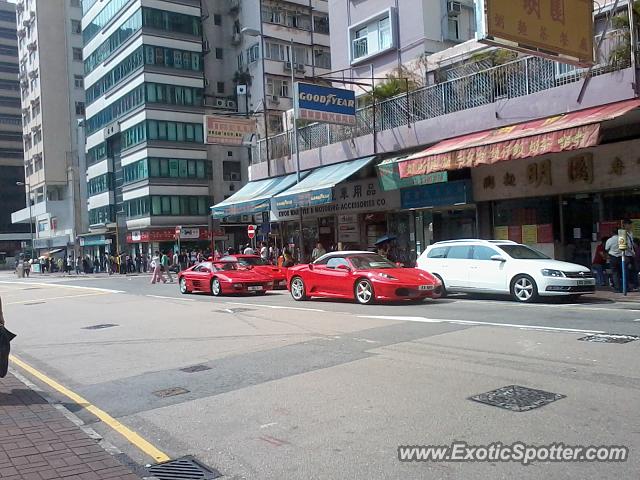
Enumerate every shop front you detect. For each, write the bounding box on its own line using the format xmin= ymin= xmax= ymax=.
xmin=126 ymin=226 xmax=216 ymax=256
xmin=472 ymin=138 xmax=640 ymax=264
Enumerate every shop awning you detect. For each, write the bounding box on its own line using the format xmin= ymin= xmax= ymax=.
xmin=211 ymin=173 xmax=302 ymax=219
xmin=273 ymin=156 xmax=376 ymax=210
xmin=382 ymin=99 xmax=640 ymax=180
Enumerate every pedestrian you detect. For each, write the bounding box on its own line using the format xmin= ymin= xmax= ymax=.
xmin=0 ymin=296 xmax=17 ymax=378
xmin=66 ymin=255 xmax=73 ymax=275
xmin=75 ymin=256 xmax=81 ymax=275
xmin=282 ymin=249 xmax=295 ymax=267
xmin=311 ymin=242 xmax=326 ymax=262
xmin=172 ymin=251 xmax=179 ymax=272
xmin=243 ymin=244 xmax=255 ymax=255
xmin=621 ymin=219 xmax=637 ymax=290
xmin=606 ymin=229 xmax=625 ymax=292
xmin=161 ymin=250 xmax=173 ymax=283
xmin=592 ymin=237 xmax=608 ymax=287
xmin=150 ymin=251 xmax=166 ymax=284
xmin=260 ymin=242 xmax=268 ymax=261
xmin=24 ymin=259 xmax=30 ymax=278
xmin=57 ymin=257 xmax=64 ymax=274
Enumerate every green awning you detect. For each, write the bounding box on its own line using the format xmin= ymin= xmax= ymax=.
xmin=211 ymin=173 xmax=302 ymax=219
xmin=377 ymin=155 xmax=448 ymax=191
xmin=273 ymin=156 xmax=376 ymax=210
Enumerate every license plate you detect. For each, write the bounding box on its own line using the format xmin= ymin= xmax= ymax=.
xmin=248 ymin=286 xmax=263 ymax=291
xmin=577 ymin=280 xmax=595 ymax=286
xmin=418 ymin=285 xmax=434 ymax=291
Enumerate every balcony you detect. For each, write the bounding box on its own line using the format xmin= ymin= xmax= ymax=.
xmin=253 ymin=30 xmax=634 ymax=171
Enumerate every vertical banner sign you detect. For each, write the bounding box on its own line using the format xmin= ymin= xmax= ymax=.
xmin=204 ymin=115 xmax=257 ymax=145
xmin=294 ymin=83 xmax=357 ymax=126
xmin=478 ymin=0 xmax=594 ymax=66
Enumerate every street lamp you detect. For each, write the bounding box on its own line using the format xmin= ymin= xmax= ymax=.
xmin=16 ymin=181 xmax=35 ymax=259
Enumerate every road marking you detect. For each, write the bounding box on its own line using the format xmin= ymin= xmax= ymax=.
xmin=260 ymin=422 xmax=278 ymax=429
xmin=225 ymin=301 xmax=325 ymax=312
xmin=9 ymin=355 xmax=170 ymax=463
xmin=359 ymin=315 xmax=605 ymax=335
xmin=146 ymin=294 xmax=194 ymax=302
xmin=0 ymin=281 xmax=124 ymax=294
xmin=4 ymin=292 xmax=111 ymax=305
xmin=454 ymin=298 xmax=640 ymax=313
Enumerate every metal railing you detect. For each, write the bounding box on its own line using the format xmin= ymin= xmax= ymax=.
xmin=254 ymin=30 xmax=630 ymax=164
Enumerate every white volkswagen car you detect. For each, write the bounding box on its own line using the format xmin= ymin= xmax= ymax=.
xmin=416 ymin=240 xmax=595 ymax=303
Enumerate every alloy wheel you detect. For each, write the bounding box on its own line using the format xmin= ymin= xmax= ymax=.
xmin=355 ymin=280 xmax=374 ymax=305
xmin=513 ymin=276 xmax=536 ymax=303
xmin=179 ymin=278 xmax=188 ymax=294
xmin=291 ymin=277 xmax=306 ymax=301
xmin=211 ymin=278 xmax=221 ymax=296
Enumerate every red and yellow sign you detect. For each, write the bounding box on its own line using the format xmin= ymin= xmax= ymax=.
xmin=204 ymin=115 xmax=256 ymax=146
xmin=483 ymin=0 xmax=593 ymax=65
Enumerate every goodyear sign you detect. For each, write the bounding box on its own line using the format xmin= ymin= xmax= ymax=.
xmin=294 ymin=83 xmax=357 ymax=126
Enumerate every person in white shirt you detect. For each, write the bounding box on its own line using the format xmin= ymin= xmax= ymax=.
xmin=260 ymin=242 xmax=268 ymax=261
xmin=243 ymin=245 xmax=255 ymax=255
xmin=605 ymin=219 xmax=636 ymax=292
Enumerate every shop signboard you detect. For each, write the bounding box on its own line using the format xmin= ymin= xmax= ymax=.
xmin=476 ymin=0 xmax=594 ymax=66
xmin=400 ymin=180 xmax=473 ymax=210
xmin=126 ymin=228 xmax=211 ymax=243
xmin=204 ymin=115 xmax=256 ymax=146
xmin=294 ymin=83 xmax=356 ymax=126
xmin=80 ymin=235 xmax=107 ymax=247
xmin=272 ymin=178 xmax=400 ymax=221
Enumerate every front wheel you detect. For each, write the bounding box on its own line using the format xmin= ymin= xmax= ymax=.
xmin=210 ymin=278 xmax=222 ymax=297
xmin=179 ymin=277 xmax=190 ymax=294
xmin=511 ymin=275 xmax=538 ymax=303
xmin=355 ymin=279 xmax=375 ymax=305
xmin=290 ymin=276 xmax=307 ymax=301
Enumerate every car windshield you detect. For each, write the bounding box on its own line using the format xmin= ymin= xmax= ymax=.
xmin=239 ymin=257 xmax=267 ymax=266
xmin=500 ymin=244 xmax=550 ymax=259
xmin=213 ymin=262 xmax=239 ymax=271
xmin=349 ymin=254 xmax=397 ymax=270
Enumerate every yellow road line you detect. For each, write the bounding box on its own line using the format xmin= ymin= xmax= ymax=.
xmin=9 ymin=355 xmax=170 ymax=463
xmin=4 ymin=292 xmax=110 ymax=305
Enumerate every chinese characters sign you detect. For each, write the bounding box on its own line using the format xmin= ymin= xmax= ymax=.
xmin=481 ymin=0 xmax=593 ymax=65
xmin=295 ymin=83 xmax=357 ymax=126
xmin=204 ymin=115 xmax=256 ymax=146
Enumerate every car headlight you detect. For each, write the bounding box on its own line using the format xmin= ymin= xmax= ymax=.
xmin=541 ymin=269 xmax=565 ymax=277
xmin=377 ymin=272 xmax=397 ymax=280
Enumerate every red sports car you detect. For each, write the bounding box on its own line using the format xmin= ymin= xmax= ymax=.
xmin=220 ymin=255 xmax=288 ymax=289
xmin=178 ymin=261 xmax=273 ymax=296
xmin=286 ymin=251 xmax=442 ymax=304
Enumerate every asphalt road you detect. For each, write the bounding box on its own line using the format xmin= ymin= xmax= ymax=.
xmin=1 ymin=272 xmax=639 ymax=479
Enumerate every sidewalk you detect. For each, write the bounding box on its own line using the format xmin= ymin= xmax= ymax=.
xmin=0 ymin=372 xmax=141 ymax=480
xmin=593 ymin=287 xmax=640 ymax=303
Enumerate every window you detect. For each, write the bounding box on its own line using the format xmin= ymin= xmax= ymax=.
xmin=74 ymin=75 xmax=83 ymax=88
xmin=216 ymin=82 xmax=224 ymax=94
xmin=314 ymin=48 xmax=331 ymax=69
xmin=446 ymin=246 xmax=471 ymax=259
xmin=314 ymin=15 xmax=330 ymax=34
xmin=84 ymin=10 xmax=142 ymax=74
xmin=75 ymin=101 xmax=85 ymax=115
xmin=427 ymin=247 xmax=448 ymax=259
xmin=71 ymin=20 xmax=82 ymax=34
xmin=222 ymin=161 xmax=241 ymax=181
xmin=471 ymin=246 xmax=499 ymax=261
xmin=215 ymin=48 xmax=223 ymax=59
xmin=265 ymin=78 xmax=290 ymax=97
xmin=448 ymin=17 xmax=459 ymax=41
xmin=142 ymin=7 xmax=201 ymax=36
xmin=247 ymin=43 xmax=259 ymax=63
xmin=349 ymin=8 xmax=396 ymax=63
xmin=72 ymin=47 xmax=82 ymax=61
xmin=213 ymin=14 xmax=221 ymax=26
xmin=88 ymin=205 xmax=115 ymax=225
xmin=87 ymin=173 xmax=113 ymax=196
xmin=326 ymin=257 xmax=349 ymax=269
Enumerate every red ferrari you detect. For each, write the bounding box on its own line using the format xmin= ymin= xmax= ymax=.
xmin=286 ymin=251 xmax=442 ymax=304
xmin=220 ymin=255 xmax=288 ymax=289
xmin=178 ymin=261 xmax=273 ymax=296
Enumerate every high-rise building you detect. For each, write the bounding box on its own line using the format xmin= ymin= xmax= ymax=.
xmin=11 ymin=0 xmax=87 ymax=257
xmin=0 ymin=0 xmax=29 ymax=267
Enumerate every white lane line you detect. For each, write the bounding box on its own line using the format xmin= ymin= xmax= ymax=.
xmin=225 ymin=302 xmax=325 ymax=312
xmin=454 ymin=299 xmax=640 ymax=313
xmin=0 ymin=280 xmax=124 ymax=294
xmin=358 ymin=315 xmax=605 ymax=335
xmin=260 ymin=422 xmax=278 ymax=429
xmin=146 ymin=295 xmax=194 ymax=302
xmin=4 ymin=292 xmax=111 ymax=305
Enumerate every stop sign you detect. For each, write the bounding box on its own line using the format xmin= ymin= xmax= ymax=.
xmin=247 ymin=224 xmax=255 ymax=239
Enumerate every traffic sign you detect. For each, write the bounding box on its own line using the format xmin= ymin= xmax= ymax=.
xmin=247 ymin=224 xmax=256 ymax=239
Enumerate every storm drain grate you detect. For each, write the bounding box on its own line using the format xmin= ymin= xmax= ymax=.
xmin=578 ymin=334 xmax=639 ymax=344
xmin=147 ymin=456 xmax=221 ymax=479
xmin=83 ymin=323 xmax=118 ymax=330
xmin=470 ymin=385 xmax=565 ymax=412
xmin=153 ymin=387 xmax=190 ymax=398
xmin=180 ymin=364 xmax=212 ymax=373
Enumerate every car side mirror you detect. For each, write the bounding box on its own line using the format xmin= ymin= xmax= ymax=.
xmin=490 ymin=255 xmax=506 ymax=262
xmin=308 ymin=264 xmax=314 ymax=270
xmin=337 ymin=264 xmax=351 ymax=271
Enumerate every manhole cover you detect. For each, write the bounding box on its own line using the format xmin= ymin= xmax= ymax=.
xmin=470 ymin=385 xmax=565 ymax=412
xmin=578 ymin=334 xmax=639 ymax=344
xmin=215 ymin=307 xmax=254 ymax=314
xmin=83 ymin=324 xmax=118 ymax=330
xmin=153 ymin=387 xmax=189 ymax=398
xmin=147 ymin=456 xmax=221 ymax=479
xmin=180 ymin=364 xmax=211 ymax=373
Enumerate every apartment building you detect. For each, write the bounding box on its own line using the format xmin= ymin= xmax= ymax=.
xmin=10 ymin=0 xmax=87 ymax=257
xmin=0 ymin=0 xmax=29 ymax=266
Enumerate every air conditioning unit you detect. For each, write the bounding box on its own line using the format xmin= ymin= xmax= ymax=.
xmin=283 ymin=61 xmax=292 ymax=71
xmin=27 ymin=42 xmax=37 ymax=51
xmin=270 ymin=95 xmax=280 ymax=104
xmin=17 ymin=29 xmax=25 ymax=38
xmin=226 ymin=99 xmax=237 ymax=109
xmin=295 ymin=63 xmax=306 ymax=73
xmin=447 ymin=1 xmax=461 ymax=16
xmin=22 ymin=19 xmax=30 ymax=27
xmin=215 ymin=98 xmax=225 ymax=107
xmin=230 ymin=172 xmax=241 ymax=181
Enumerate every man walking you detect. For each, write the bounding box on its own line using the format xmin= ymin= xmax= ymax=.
xmin=150 ymin=251 xmax=166 ymax=284
xmin=161 ymin=251 xmax=174 ymax=283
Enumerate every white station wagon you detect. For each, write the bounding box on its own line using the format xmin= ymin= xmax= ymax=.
xmin=416 ymin=239 xmax=596 ymax=303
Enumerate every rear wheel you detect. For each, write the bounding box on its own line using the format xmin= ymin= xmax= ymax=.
xmin=433 ymin=274 xmax=447 ymax=297
xmin=290 ymin=277 xmax=307 ymax=301
xmin=355 ymin=279 xmax=375 ymax=305
xmin=210 ymin=278 xmax=222 ymax=297
xmin=511 ymin=275 xmax=538 ymax=303
xmin=179 ymin=277 xmax=190 ymax=294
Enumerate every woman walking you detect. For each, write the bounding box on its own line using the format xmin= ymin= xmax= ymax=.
xmin=150 ymin=251 xmax=166 ymax=284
